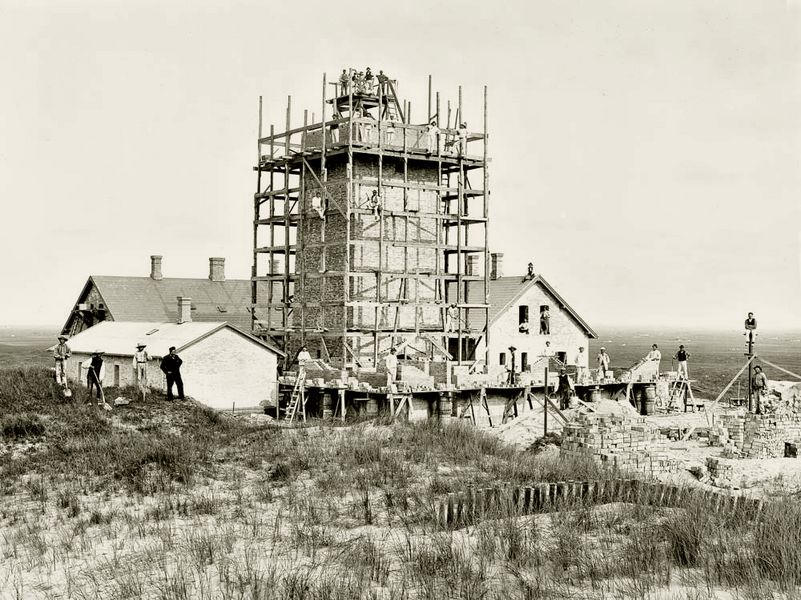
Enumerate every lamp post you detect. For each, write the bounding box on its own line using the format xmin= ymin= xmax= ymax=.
xmin=744 ymin=312 xmax=757 ymax=412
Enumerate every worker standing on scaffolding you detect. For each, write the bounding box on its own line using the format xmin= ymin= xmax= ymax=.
xmin=364 ymin=67 xmax=374 ymax=91
xmin=575 ymin=346 xmax=588 ymax=384
xmin=339 ymin=69 xmax=350 ymax=95
xmin=425 ymin=118 xmax=440 ymax=155
xmin=556 ymin=368 xmax=574 ymax=410
xmin=673 ymin=345 xmax=690 ymax=380
xmin=597 ymin=347 xmax=611 ymax=381
xmin=297 ymin=345 xmax=312 ymax=370
xmin=384 ymin=347 xmax=398 ymax=389
xmin=377 ymin=70 xmax=389 ymax=95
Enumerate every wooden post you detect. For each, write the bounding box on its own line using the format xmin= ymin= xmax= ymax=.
xmin=543 ymin=366 xmax=549 ymax=435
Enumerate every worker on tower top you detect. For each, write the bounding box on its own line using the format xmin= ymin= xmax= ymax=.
xmin=339 ymin=69 xmax=350 ymax=95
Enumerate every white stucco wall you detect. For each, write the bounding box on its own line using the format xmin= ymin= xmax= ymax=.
xmin=66 ymin=328 xmax=278 ymax=410
xmin=181 ymin=327 xmax=278 ymax=410
xmin=67 ymin=353 xmax=162 ymax=390
xmin=477 ymin=283 xmax=590 ymax=371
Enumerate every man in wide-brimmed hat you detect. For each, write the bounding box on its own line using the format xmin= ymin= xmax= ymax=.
xmin=83 ymin=350 xmax=105 ymax=399
xmin=53 ymin=334 xmax=71 ymax=386
xmin=132 ymin=342 xmax=150 ymax=398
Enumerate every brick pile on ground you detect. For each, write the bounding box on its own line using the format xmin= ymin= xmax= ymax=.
xmin=718 ymin=411 xmax=801 ymax=459
xmin=560 ymin=412 xmax=680 ymax=476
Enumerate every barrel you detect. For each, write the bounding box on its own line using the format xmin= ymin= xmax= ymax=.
xmin=643 ymin=385 xmax=656 ymax=415
xmin=589 ymin=387 xmax=602 ymax=403
xmin=365 ymin=397 xmax=379 ymax=416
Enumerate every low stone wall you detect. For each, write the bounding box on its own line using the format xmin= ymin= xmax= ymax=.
xmin=718 ymin=411 xmax=801 ymax=458
xmin=560 ymin=412 xmax=680 ymax=476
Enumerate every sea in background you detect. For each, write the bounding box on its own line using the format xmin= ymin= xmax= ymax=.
xmin=2 ymin=325 xmax=800 ymax=402
xmin=590 ymin=326 xmax=801 ymax=401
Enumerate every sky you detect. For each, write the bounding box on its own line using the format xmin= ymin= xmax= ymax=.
xmin=1 ymin=0 xmax=800 ymax=331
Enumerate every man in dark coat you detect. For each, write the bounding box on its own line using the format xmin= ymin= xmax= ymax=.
xmin=160 ymin=346 xmax=184 ymax=401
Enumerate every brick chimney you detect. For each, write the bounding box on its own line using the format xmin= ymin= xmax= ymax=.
xmin=209 ymin=257 xmax=225 ymax=282
xmin=177 ymin=296 xmax=192 ymax=324
xmin=150 ymin=255 xmax=163 ymax=280
xmin=490 ymin=253 xmax=504 ymax=280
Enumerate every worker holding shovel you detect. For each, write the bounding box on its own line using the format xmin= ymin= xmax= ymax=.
xmin=54 ymin=334 xmax=72 ymax=397
xmin=83 ymin=350 xmax=112 ymax=410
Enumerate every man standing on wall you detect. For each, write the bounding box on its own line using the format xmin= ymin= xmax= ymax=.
xmin=673 ymin=345 xmax=690 ymax=380
xmin=575 ymin=346 xmax=588 ymax=384
xmin=54 ymin=334 xmax=71 ymax=389
xmin=133 ymin=343 xmax=150 ymax=399
xmin=646 ymin=344 xmax=662 ymax=379
xmin=160 ymin=346 xmax=185 ymax=401
xmin=556 ymin=368 xmax=574 ymax=410
xmin=597 ymin=347 xmax=611 ymax=381
xmin=384 ymin=347 xmax=398 ymax=390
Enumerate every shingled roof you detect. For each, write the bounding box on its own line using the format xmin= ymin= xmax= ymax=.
xmin=471 ymin=276 xmax=597 ymax=338
xmin=64 ymin=276 xmax=252 ymax=332
xmin=55 ymin=321 xmax=284 ymax=358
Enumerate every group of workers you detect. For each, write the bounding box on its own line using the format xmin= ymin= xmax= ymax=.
xmin=338 ymin=67 xmax=390 ymax=96
xmin=53 ymin=334 xmax=185 ymax=403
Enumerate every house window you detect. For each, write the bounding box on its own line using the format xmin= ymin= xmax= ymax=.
xmin=539 ymin=304 xmax=550 ymax=335
xmin=114 ymin=365 xmax=120 ymax=387
xmin=518 ymin=305 xmax=529 ymax=334
xmin=521 ymin=352 xmax=529 ymax=372
xmin=499 ymin=352 xmax=506 ymax=366
xmin=77 ymin=362 xmax=82 ymax=378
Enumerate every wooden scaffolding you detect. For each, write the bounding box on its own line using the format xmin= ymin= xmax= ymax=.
xmin=252 ymin=71 xmax=490 ymax=369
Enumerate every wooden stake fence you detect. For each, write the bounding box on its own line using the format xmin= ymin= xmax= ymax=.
xmin=436 ymin=478 xmax=766 ymax=528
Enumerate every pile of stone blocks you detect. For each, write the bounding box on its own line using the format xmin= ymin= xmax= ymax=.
xmin=560 ymin=412 xmax=680 ymax=476
xmin=717 ymin=412 xmax=801 ymax=458
xmin=705 ymin=457 xmax=738 ymax=488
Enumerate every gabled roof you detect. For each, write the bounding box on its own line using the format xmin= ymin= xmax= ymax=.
xmin=55 ymin=321 xmax=285 ymax=358
xmin=472 ymin=276 xmax=597 ymax=338
xmin=64 ymin=276 xmax=252 ymax=332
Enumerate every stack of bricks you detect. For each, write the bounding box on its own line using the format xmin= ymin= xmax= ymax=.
xmin=560 ymin=412 xmax=679 ymax=476
xmin=705 ymin=457 xmax=738 ymax=489
xmin=717 ymin=412 xmax=801 ymax=458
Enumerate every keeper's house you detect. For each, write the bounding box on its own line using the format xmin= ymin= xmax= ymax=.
xmin=61 ymin=256 xmax=251 ymax=337
xmin=474 ymin=253 xmax=597 ymax=377
xmin=61 ymin=316 xmax=284 ymax=411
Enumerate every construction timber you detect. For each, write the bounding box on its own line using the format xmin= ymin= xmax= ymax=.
xmin=252 ymin=72 xmax=490 ymax=369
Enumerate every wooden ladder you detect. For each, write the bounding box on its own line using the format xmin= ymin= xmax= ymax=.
xmin=285 ymin=369 xmax=307 ymax=423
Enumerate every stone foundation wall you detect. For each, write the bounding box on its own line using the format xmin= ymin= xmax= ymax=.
xmin=560 ymin=412 xmax=680 ymax=476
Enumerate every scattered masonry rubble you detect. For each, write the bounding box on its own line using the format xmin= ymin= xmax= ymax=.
xmin=560 ymin=412 xmax=680 ymax=476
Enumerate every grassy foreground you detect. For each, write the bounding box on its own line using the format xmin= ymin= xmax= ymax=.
xmin=1 ymin=367 xmax=800 ymax=599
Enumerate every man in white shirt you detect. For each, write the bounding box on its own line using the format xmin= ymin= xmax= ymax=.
xmin=132 ymin=343 xmax=150 ymax=398
xmin=597 ymin=347 xmax=611 ymax=381
xmin=425 ymin=118 xmax=440 ymax=155
xmin=297 ymin=346 xmax=312 ymax=369
xmin=646 ymin=344 xmax=662 ymax=379
xmin=574 ymin=346 xmax=588 ymax=384
xmin=384 ymin=347 xmax=398 ymax=388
